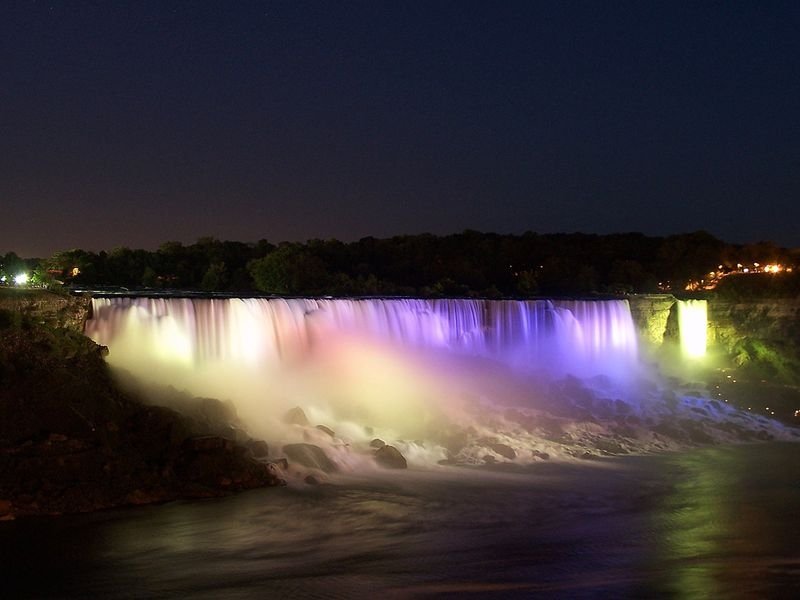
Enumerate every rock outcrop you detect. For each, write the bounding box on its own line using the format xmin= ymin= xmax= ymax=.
xmin=0 ymin=312 xmax=283 ymax=520
xmin=374 ymin=445 xmax=407 ymax=469
xmin=0 ymin=289 xmax=90 ymax=332
xmin=281 ymin=443 xmax=338 ymax=473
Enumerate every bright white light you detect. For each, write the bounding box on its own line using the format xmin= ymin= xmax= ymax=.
xmin=14 ymin=273 xmax=29 ymax=286
xmin=0 ymin=275 xmax=6 ymax=283
xmin=677 ymin=299 xmax=707 ymax=359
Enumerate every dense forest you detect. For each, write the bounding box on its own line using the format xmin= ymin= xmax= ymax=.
xmin=2 ymin=231 xmax=798 ymax=297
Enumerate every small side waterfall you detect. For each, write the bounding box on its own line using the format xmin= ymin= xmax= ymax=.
xmin=677 ymin=299 xmax=708 ymax=359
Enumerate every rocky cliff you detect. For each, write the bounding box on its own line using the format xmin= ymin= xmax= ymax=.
xmin=709 ymin=298 xmax=800 ymax=383
xmin=0 ymin=289 xmax=90 ymax=332
xmin=627 ymin=295 xmax=677 ymax=351
xmin=0 ymin=310 xmax=283 ymax=520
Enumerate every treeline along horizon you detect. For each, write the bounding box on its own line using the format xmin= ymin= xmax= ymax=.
xmin=4 ymin=230 xmax=798 ymax=298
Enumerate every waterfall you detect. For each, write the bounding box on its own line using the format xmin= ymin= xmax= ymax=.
xmin=86 ymin=297 xmax=639 ymax=378
xmin=677 ymin=299 xmax=708 ymax=359
xmin=81 ymin=296 xmax=794 ymax=466
xmin=84 ymin=297 xmax=641 ymax=441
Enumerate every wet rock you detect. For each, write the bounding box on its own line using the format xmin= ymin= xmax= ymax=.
xmin=503 ymin=409 xmax=538 ymax=433
xmin=369 ymin=438 xmax=386 ymax=449
xmin=487 ymin=442 xmax=516 ymax=460
xmin=282 ymin=443 xmax=337 ymax=473
xmin=653 ymin=422 xmax=683 ymax=440
xmin=561 ymin=376 xmax=595 ymax=408
xmin=595 ymin=439 xmax=628 ymax=455
xmin=579 ymin=451 xmax=596 ymax=460
xmin=676 ymin=422 xmax=713 ymax=444
xmin=594 ymin=401 xmax=614 ymax=420
xmin=271 ymin=458 xmax=289 ymax=470
xmin=482 ymin=455 xmax=497 ymax=465
xmin=304 ymin=474 xmax=321 ymax=485
xmin=246 ymin=439 xmax=269 ymax=458
xmin=661 ymin=391 xmax=679 ymax=411
xmin=197 ymin=397 xmax=238 ymax=424
xmin=183 ymin=436 xmax=234 ymax=453
xmin=316 ymin=425 xmax=335 ymax=438
xmin=531 ymin=450 xmax=550 ymax=460
xmin=613 ymin=424 xmax=638 ymax=438
xmin=440 ymin=428 xmax=470 ymax=454
xmin=613 ymin=399 xmax=631 ymax=414
xmin=537 ymin=416 xmax=564 ymax=440
xmin=374 ymin=445 xmax=407 ymax=469
xmin=284 ymin=407 xmax=310 ymax=427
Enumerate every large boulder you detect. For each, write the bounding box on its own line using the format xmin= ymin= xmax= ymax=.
xmin=281 ymin=443 xmax=338 ymax=473
xmin=246 ymin=439 xmax=269 ymax=458
xmin=374 ymin=445 xmax=407 ymax=469
xmin=487 ymin=442 xmax=516 ymax=460
xmin=283 ymin=407 xmax=310 ymax=426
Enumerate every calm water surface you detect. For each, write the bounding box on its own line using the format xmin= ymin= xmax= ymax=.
xmin=2 ymin=443 xmax=799 ymax=599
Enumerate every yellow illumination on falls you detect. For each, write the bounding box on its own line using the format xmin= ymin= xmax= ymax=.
xmin=677 ymin=300 xmax=708 ymax=359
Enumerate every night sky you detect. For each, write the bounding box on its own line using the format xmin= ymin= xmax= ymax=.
xmin=2 ymin=1 xmax=799 ymax=258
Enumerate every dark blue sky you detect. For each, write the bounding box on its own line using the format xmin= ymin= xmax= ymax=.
xmin=2 ymin=1 xmax=799 ymax=257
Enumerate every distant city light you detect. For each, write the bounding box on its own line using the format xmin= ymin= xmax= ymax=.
xmin=14 ymin=273 xmax=29 ymax=286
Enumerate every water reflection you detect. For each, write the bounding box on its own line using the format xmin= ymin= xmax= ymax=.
xmin=2 ymin=445 xmax=799 ymax=598
xmin=645 ymin=444 xmax=800 ymax=598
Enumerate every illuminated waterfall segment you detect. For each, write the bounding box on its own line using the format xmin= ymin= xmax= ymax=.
xmin=86 ymin=297 xmax=640 ymax=379
xmin=677 ymin=299 xmax=708 ymax=359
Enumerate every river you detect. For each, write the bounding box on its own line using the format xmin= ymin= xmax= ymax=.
xmin=2 ymin=442 xmax=799 ymax=599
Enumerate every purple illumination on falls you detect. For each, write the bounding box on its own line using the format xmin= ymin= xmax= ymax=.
xmin=86 ymin=297 xmax=639 ymax=380
xmin=83 ymin=297 xmax=644 ymax=446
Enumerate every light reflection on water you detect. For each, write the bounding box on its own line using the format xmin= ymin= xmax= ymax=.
xmin=2 ymin=444 xmax=799 ymax=599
